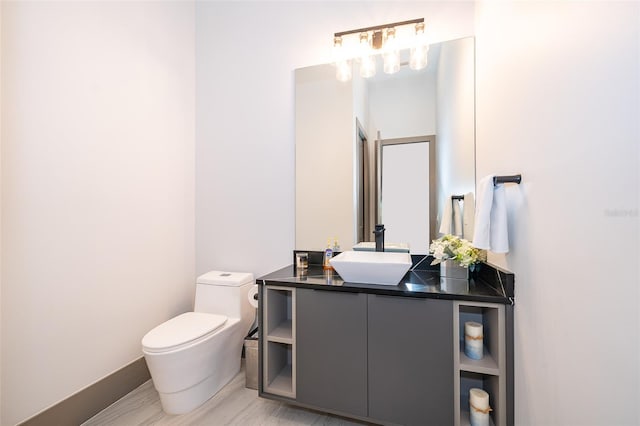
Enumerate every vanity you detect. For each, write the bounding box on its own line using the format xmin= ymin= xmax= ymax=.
xmin=274 ymin=32 xmax=512 ymax=425
xmin=257 ymin=254 xmax=514 ymax=426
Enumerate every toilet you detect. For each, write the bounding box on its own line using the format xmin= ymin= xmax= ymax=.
xmin=141 ymin=271 xmax=255 ymax=414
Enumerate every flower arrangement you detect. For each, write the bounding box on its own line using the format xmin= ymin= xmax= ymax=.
xmin=429 ymin=234 xmax=484 ymax=271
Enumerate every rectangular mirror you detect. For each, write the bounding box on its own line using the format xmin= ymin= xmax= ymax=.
xmin=295 ymin=37 xmax=475 ymax=254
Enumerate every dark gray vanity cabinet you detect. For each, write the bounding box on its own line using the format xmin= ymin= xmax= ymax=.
xmin=368 ymin=294 xmax=454 ymax=426
xmin=296 ymin=288 xmax=368 ymax=417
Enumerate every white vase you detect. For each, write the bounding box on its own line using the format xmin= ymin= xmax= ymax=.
xmin=440 ymin=259 xmax=469 ymax=280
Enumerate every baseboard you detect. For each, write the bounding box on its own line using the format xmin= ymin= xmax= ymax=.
xmin=19 ymin=357 xmax=150 ymax=426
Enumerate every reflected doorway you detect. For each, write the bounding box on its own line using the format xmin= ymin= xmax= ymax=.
xmin=376 ymin=135 xmax=436 ymax=254
xmin=356 ymin=119 xmax=372 ymax=243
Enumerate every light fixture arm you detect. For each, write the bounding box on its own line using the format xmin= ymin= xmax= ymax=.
xmin=334 ymin=18 xmax=424 ymax=38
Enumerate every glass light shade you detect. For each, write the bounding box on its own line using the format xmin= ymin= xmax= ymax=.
xmin=410 ymin=22 xmax=429 ymax=70
xmin=333 ymin=36 xmax=352 ymax=82
xmin=383 ymin=28 xmax=400 ymax=74
xmin=359 ymin=32 xmax=376 ymax=78
xmin=410 ymin=44 xmax=429 ymax=70
xmin=336 ymin=60 xmax=352 ymax=82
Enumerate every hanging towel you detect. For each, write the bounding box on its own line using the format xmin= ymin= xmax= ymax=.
xmin=463 ymin=192 xmax=475 ymax=240
xmin=452 ymin=199 xmax=463 ymax=237
xmin=472 ymin=175 xmax=509 ymax=253
xmin=490 ymin=184 xmax=509 ymax=253
xmin=439 ymin=196 xmax=453 ymax=235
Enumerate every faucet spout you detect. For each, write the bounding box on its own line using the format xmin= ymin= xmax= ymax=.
xmin=373 ymin=224 xmax=385 ymax=252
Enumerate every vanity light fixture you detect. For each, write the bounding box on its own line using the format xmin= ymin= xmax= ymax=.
xmin=333 ymin=18 xmax=429 ymax=81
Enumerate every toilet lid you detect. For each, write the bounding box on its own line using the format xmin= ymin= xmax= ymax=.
xmin=142 ymin=312 xmax=227 ymax=352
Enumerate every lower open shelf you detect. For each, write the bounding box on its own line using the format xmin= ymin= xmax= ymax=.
xmin=460 ymin=409 xmax=496 ymax=426
xmin=459 ymin=371 xmax=500 ymax=426
xmin=266 ymin=363 xmax=293 ymax=397
xmin=264 ymin=340 xmax=295 ymax=398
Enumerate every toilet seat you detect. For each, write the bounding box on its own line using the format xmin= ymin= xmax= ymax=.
xmin=142 ymin=312 xmax=227 ymax=353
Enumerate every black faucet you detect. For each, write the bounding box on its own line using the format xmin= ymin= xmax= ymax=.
xmin=373 ymin=224 xmax=385 ymax=252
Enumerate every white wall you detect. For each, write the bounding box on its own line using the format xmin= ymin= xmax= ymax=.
xmin=295 ymin=65 xmax=355 ymax=251
xmin=195 ymin=1 xmax=475 ymax=277
xmin=436 ymin=37 xmax=475 ymax=236
xmin=368 ymin=70 xmax=436 ymax=140
xmin=1 ymin=2 xmax=195 ymax=424
xmin=475 ymin=2 xmax=639 ymax=424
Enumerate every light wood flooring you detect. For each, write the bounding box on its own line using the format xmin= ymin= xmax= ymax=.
xmin=82 ymin=364 xmax=371 ymax=426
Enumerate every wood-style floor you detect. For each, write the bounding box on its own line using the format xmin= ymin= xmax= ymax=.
xmin=83 ymin=364 xmax=370 ymax=426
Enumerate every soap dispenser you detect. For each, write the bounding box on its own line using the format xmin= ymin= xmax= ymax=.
xmin=332 ymin=237 xmax=340 ymax=253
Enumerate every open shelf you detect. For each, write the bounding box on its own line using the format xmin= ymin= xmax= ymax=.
xmin=265 ymin=288 xmax=293 ymax=340
xmin=268 ymin=363 xmax=293 ymax=396
xmin=267 ymin=319 xmax=293 ymax=344
xmin=263 ymin=286 xmax=296 ymax=399
xmin=459 ymin=347 xmax=499 ymax=376
xmin=454 ymin=301 xmax=506 ymax=426
xmin=460 ymin=409 xmax=496 ymax=426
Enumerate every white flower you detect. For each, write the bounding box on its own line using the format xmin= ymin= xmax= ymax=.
xmin=429 ymin=234 xmax=483 ymax=268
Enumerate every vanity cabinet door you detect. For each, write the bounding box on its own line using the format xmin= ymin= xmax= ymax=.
xmin=368 ymin=295 xmax=454 ymax=426
xmin=296 ymin=288 xmax=367 ymax=417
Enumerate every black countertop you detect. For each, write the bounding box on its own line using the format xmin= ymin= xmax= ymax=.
xmin=257 ymin=262 xmax=514 ymax=305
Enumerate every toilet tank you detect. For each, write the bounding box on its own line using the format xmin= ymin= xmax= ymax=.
xmin=194 ymin=271 xmax=254 ymax=322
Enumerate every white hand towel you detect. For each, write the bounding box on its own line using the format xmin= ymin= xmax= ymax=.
xmin=463 ymin=192 xmax=475 ymax=240
xmin=490 ymin=184 xmax=509 ymax=253
xmin=472 ymin=175 xmax=509 ymax=253
xmin=472 ymin=175 xmax=494 ymax=249
xmin=452 ymin=199 xmax=463 ymax=237
xmin=439 ymin=196 xmax=453 ymax=235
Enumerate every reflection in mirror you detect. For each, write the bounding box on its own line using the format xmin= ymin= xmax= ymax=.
xmin=377 ymin=136 xmax=435 ymax=254
xmin=295 ymin=37 xmax=475 ymax=254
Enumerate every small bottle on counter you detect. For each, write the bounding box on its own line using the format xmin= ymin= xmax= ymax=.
xmin=296 ymin=252 xmax=309 ymax=270
xmin=332 ymin=237 xmax=340 ymax=252
xmin=323 ymin=239 xmax=334 ymax=270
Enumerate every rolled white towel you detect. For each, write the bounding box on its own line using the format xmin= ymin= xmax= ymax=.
xmin=472 ymin=175 xmax=494 ymax=250
xmin=490 ymin=184 xmax=509 ymax=253
xmin=439 ymin=196 xmax=453 ymax=235
xmin=472 ymin=175 xmax=509 ymax=253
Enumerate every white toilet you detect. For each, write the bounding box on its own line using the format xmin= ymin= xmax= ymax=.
xmin=141 ymin=271 xmax=255 ymax=414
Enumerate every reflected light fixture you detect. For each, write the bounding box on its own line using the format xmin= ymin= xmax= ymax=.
xmin=333 ymin=36 xmax=352 ymax=82
xmin=410 ymin=22 xmax=429 ymax=70
xmin=359 ymin=32 xmax=376 ymax=78
xmin=332 ymin=18 xmax=429 ymax=81
xmin=382 ymin=27 xmax=400 ymax=74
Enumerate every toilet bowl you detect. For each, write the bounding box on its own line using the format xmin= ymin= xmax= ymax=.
xmin=142 ymin=271 xmax=255 ymax=414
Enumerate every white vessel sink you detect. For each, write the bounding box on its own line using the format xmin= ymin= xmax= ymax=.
xmin=330 ymin=250 xmax=412 ymax=286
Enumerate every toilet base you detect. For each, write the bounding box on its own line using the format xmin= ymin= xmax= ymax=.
xmin=158 ymin=356 xmax=241 ymax=415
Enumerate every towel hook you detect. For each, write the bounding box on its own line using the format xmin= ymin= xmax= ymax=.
xmin=493 ymin=174 xmax=522 ymax=185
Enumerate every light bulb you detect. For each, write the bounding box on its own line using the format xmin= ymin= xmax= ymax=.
xmin=383 ymin=28 xmax=400 ymax=74
xmin=359 ymin=32 xmax=376 ymax=78
xmin=410 ymin=22 xmax=429 ymax=70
